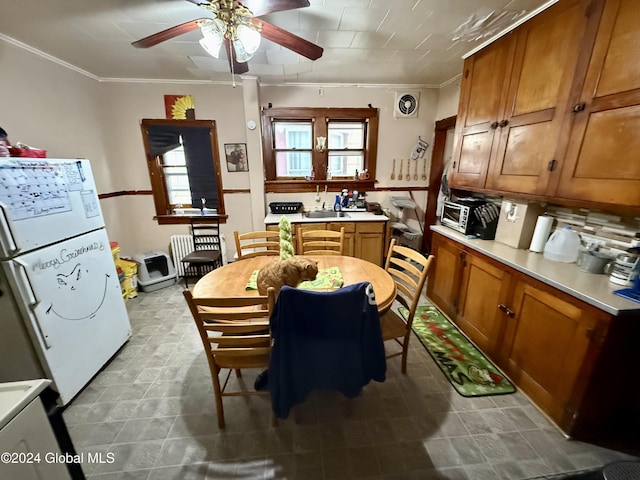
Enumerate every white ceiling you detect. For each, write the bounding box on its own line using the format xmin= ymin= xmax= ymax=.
xmin=0 ymin=0 xmax=553 ymax=86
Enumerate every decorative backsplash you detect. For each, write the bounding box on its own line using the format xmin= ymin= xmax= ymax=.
xmin=466 ymin=192 xmax=640 ymax=255
xmin=544 ymin=205 xmax=640 ymax=255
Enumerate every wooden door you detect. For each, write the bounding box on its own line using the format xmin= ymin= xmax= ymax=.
xmin=455 ymin=252 xmax=511 ymax=360
xmin=426 ymin=234 xmax=463 ymax=318
xmin=555 ymin=0 xmax=640 ymax=207
xmin=487 ymin=0 xmax=597 ymax=195
xmin=450 ymin=34 xmax=515 ymax=189
xmin=501 ymin=279 xmax=599 ymax=427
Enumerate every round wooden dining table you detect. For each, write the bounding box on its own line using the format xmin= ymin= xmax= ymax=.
xmin=192 ymin=255 xmax=397 ymax=312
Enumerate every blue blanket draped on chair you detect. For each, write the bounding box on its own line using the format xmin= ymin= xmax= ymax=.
xmin=268 ymin=282 xmax=386 ymax=419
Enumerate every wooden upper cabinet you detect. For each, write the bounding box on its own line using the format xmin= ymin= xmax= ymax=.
xmin=554 ymin=0 xmax=640 ymax=207
xmin=450 ymin=34 xmax=515 ymax=189
xmin=486 ymin=0 xmax=596 ymax=195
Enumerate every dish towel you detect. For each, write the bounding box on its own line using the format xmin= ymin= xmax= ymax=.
xmin=245 ymin=266 xmax=344 ymax=291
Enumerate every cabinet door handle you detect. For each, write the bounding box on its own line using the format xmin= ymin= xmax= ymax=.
xmin=490 ymin=121 xmax=499 ymax=129
xmin=499 ymin=119 xmax=509 ymax=128
xmin=459 ymin=251 xmax=467 ymax=266
xmin=572 ymin=102 xmax=586 ymax=113
xmin=498 ymin=304 xmax=515 ymax=317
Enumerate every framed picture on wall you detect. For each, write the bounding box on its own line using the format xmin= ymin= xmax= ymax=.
xmin=224 ymin=143 xmax=249 ymax=172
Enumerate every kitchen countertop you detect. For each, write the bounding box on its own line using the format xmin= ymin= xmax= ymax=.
xmin=431 ymin=224 xmax=640 ymax=316
xmin=265 ymin=210 xmax=389 ymax=224
xmin=0 ymin=379 xmax=51 ymax=430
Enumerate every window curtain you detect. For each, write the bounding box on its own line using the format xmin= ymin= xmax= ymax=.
xmin=146 ymin=125 xmax=218 ymax=209
xmin=147 ymin=125 xmax=181 ymax=156
xmin=181 ymin=127 xmax=218 ymax=209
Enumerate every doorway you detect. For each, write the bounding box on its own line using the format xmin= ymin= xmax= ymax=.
xmin=422 ymin=115 xmax=456 ymax=252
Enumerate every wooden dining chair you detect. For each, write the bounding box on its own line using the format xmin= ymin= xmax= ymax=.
xmin=234 ymin=230 xmax=281 ymax=260
xmin=297 ymin=227 xmax=345 ymax=255
xmin=181 ymin=218 xmax=223 ymax=289
xmin=183 ymin=288 xmax=277 ymax=429
xmin=380 ymin=238 xmax=434 ymax=374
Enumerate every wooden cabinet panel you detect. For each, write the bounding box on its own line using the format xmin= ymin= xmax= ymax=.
xmin=555 ymin=0 xmax=640 ymax=207
xmin=501 ymin=279 xmax=601 ymax=426
xmin=456 ymin=253 xmax=511 ymax=358
xmin=426 ymin=234 xmax=463 ymax=318
xmin=450 ymin=35 xmax=514 ymax=189
xmin=355 ymin=234 xmax=382 ymax=265
xmin=354 ymin=222 xmax=385 ymax=265
xmin=486 ymin=0 xmax=594 ymax=195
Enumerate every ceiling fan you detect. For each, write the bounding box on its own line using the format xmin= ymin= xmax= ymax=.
xmin=132 ymin=0 xmax=323 ymax=75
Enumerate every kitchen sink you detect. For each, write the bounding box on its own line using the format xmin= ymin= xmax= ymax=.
xmin=304 ymin=210 xmax=350 ymax=219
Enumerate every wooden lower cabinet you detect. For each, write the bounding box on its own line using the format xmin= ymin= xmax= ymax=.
xmin=353 ymin=222 xmax=385 ymax=266
xmin=267 ymin=221 xmax=386 ymax=264
xmin=427 ymin=232 xmax=626 ymax=437
xmin=427 ymin=234 xmax=464 ymax=318
xmin=456 ymin=252 xmax=512 ymax=360
xmin=500 ymin=278 xmax=608 ymax=431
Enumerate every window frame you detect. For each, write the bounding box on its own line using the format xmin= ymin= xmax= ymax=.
xmin=141 ymin=119 xmax=227 ymax=224
xmin=261 ymin=107 xmax=379 ymax=193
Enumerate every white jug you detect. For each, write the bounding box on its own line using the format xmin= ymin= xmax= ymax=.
xmin=543 ymin=226 xmax=581 ymax=263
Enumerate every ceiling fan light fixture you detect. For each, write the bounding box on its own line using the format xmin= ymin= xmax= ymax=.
xmin=199 ymin=35 xmax=223 ymax=58
xmin=235 ymin=24 xmax=262 ymax=60
xmin=199 ymin=18 xmax=227 ymax=58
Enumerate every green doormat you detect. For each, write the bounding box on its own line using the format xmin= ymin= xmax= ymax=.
xmin=400 ymin=305 xmax=516 ymax=397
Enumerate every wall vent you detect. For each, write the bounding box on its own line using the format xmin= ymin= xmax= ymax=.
xmin=394 ymin=92 xmax=420 ymax=118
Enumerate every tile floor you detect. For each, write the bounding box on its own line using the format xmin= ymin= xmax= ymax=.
xmin=64 ymin=282 xmax=639 ymax=480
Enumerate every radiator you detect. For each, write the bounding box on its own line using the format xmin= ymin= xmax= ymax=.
xmin=170 ymin=234 xmax=227 ymax=277
xmin=170 ymin=235 xmax=194 ymax=277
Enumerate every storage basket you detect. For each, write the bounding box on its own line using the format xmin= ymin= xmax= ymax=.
xmin=269 ymin=202 xmax=303 ymax=214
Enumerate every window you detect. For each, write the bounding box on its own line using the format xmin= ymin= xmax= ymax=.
xmin=327 ymin=121 xmax=365 ymax=178
xmin=273 ymin=121 xmax=312 ymax=177
xmin=262 ymin=107 xmax=379 ymax=193
xmin=141 ymin=119 xmax=226 ymax=223
xmin=162 ymin=142 xmax=191 ymax=205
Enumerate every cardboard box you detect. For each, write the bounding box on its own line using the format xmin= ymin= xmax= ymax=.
xmin=495 ymin=199 xmax=545 ymax=249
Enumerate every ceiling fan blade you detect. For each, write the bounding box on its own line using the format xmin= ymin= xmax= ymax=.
xmin=132 ymin=19 xmax=207 ymax=48
xmin=224 ymin=39 xmax=250 ymax=74
xmin=184 ymin=0 xmax=310 ymax=17
xmin=256 ymin=19 xmax=323 ymax=60
xmin=241 ymin=0 xmax=310 ymax=17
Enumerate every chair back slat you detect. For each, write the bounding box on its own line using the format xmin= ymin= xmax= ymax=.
xmin=208 ymin=335 xmax=271 ymax=348
xmin=298 ymin=227 xmax=345 ymax=255
xmin=234 ymin=230 xmax=281 ymax=260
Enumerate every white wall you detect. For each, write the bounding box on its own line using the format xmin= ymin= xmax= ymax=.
xmin=1 ymin=39 xmax=461 ymax=259
xmin=436 ymin=76 xmax=462 ymax=121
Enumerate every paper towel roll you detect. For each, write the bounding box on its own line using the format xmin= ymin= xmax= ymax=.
xmin=529 ymin=215 xmax=554 ymax=252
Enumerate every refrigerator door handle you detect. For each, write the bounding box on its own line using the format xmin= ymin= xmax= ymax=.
xmin=13 ymin=259 xmax=51 ymax=349
xmin=0 ymin=205 xmax=20 ymax=257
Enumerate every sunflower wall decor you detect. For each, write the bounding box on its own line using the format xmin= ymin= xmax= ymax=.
xmin=164 ymin=95 xmax=196 ymax=120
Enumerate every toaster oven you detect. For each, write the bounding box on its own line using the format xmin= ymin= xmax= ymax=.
xmin=440 ymin=199 xmax=485 ymax=235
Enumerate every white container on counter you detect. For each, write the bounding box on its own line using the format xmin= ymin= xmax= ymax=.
xmin=544 ymin=226 xmax=581 ymax=263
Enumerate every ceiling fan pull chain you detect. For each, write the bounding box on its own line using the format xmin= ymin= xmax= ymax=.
xmin=231 ymin=45 xmax=236 ymax=87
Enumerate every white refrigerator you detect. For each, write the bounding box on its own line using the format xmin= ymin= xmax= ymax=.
xmin=0 ymin=158 xmax=131 ymax=405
